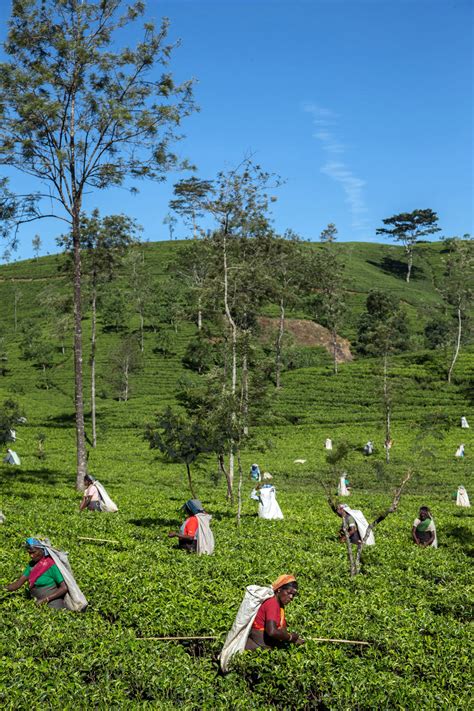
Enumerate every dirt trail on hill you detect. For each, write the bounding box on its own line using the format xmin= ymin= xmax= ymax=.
xmin=258 ymin=317 xmax=353 ymax=363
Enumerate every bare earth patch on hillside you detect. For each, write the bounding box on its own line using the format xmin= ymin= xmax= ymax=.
xmin=258 ymin=317 xmax=353 ymax=363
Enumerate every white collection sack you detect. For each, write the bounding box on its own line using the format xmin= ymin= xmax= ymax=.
xmin=3 ymin=449 xmax=20 ymax=465
xmin=258 ymin=485 xmax=284 ymax=520
xmin=219 ymin=585 xmax=274 ymax=672
xmin=95 ymin=480 xmax=118 ymax=512
xmin=343 ymin=506 xmax=375 ymax=546
xmin=455 ymin=445 xmax=465 ymax=458
xmin=325 ymin=438 xmax=333 ymax=450
xmin=456 ymin=486 xmax=470 ymax=508
xmin=338 ymin=476 xmax=350 ymax=496
xmin=461 ymin=417 xmax=469 ymax=429
xmin=42 ymin=541 xmax=88 ymax=612
xmin=195 ymin=512 xmax=215 ymax=555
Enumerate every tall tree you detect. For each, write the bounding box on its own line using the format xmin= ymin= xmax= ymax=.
xmin=59 ymin=209 xmax=139 ymax=445
xmin=317 ymin=223 xmax=345 ymax=375
xmin=163 ymin=212 xmax=177 ymax=241
xmin=32 ymin=234 xmax=42 ymax=261
xmin=0 ymin=0 xmax=194 ymax=489
xmin=107 ymin=335 xmax=142 ymax=402
xmin=376 ymin=209 xmax=440 ymax=283
xmin=356 ymin=290 xmax=410 ymax=462
xmin=124 ymin=248 xmax=153 ymax=353
xmin=442 ymin=236 xmax=474 ymax=383
xmin=170 ymin=176 xmax=214 ymax=239
xmin=265 ymin=230 xmax=305 ymax=388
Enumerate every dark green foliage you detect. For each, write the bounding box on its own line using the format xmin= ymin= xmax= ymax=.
xmin=0 ymin=398 xmax=22 ymax=445
xmin=182 ymin=333 xmax=216 ymax=373
xmin=100 ymin=290 xmax=130 ymax=332
xmin=356 ymin=290 xmax=410 ymax=356
xmin=106 ymin=336 xmax=142 ymax=401
xmin=424 ymin=318 xmax=451 ymax=349
xmin=376 ymin=209 xmax=441 ymax=283
xmin=144 ymin=406 xmax=212 ymax=496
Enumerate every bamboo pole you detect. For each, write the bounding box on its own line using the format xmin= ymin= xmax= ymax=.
xmin=78 ymin=536 xmax=119 ymax=544
xmin=138 ymin=636 xmax=217 ymax=641
xmin=138 ymin=635 xmax=369 ymax=645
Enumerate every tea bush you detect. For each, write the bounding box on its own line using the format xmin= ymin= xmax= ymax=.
xmin=0 ymin=243 xmax=472 ymax=709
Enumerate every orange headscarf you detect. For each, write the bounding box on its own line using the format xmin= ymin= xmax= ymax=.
xmin=272 ymin=574 xmax=297 ymax=591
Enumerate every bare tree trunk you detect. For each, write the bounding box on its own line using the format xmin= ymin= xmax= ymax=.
xmin=218 ymin=453 xmax=234 ymax=505
xmin=72 ymin=208 xmax=88 ymax=491
xmin=185 ymin=462 xmax=196 ymax=498
xmin=241 ymin=339 xmax=249 ymax=436
xmin=447 ymin=304 xmax=462 ymax=384
xmin=123 ymin=357 xmax=129 ymax=402
xmin=223 ymin=233 xmax=237 ymax=497
xmin=354 ymin=471 xmax=412 ymax=575
xmin=197 ymin=294 xmax=202 ymax=331
xmin=139 ymin=311 xmax=144 ymax=353
xmin=91 ymin=289 xmax=97 ymax=448
xmin=236 ymin=447 xmax=244 ymax=526
xmin=406 ymin=246 xmax=412 ymax=283
xmin=383 ymin=353 xmax=391 ymax=464
xmin=341 ymin=516 xmax=356 ymax=577
xmin=42 ymin=364 xmax=49 ymax=390
xmin=275 ymin=297 xmax=285 ymax=389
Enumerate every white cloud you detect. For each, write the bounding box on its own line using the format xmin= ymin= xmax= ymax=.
xmin=305 ymin=103 xmax=370 ymax=231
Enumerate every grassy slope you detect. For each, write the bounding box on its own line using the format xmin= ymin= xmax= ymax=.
xmin=0 ymin=241 xmax=472 ymax=709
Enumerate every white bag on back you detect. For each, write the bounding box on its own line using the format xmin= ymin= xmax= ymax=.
xmin=258 ymin=486 xmax=284 ymax=520
xmin=456 ymin=486 xmax=470 ymax=507
xmin=219 ymin=585 xmax=274 ymax=672
xmin=95 ymin=480 xmax=118 ymax=513
xmin=43 ymin=543 xmax=88 ymax=612
xmin=338 ymin=477 xmax=349 ymax=496
xmin=345 ymin=507 xmax=375 ymax=546
xmin=196 ymin=513 xmax=215 ymax=555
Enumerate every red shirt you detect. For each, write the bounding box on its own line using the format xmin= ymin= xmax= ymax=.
xmin=253 ymin=596 xmax=286 ymax=631
xmin=182 ymin=515 xmax=199 ymax=538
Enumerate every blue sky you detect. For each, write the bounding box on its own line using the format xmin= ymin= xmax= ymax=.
xmin=1 ymin=0 xmax=472 ymax=260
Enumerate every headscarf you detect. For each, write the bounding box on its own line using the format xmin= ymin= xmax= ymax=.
xmin=84 ymin=474 xmax=96 ymax=483
xmin=272 ymin=574 xmax=297 ymax=591
xmin=184 ymin=499 xmax=204 ymax=515
xmin=25 ymin=537 xmax=50 ymax=556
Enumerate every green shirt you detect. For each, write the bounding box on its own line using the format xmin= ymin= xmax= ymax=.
xmin=23 ymin=562 xmax=64 ymax=588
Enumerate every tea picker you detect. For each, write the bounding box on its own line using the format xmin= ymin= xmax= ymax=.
xmin=220 ymin=575 xmax=304 ymax=671
xmin=455 ymin=486 xmax=470 ymax=507
xmin=337 ymin=505 xmax=375 ymax=546
xmin=5 ymin=537 xmax=87 ymax=611
xmin=455 ymin=444 xmax=465 ymax=458
xmin=3 ymin=449 xmax=20 ymax=465
xmin=461 ymin=416 xmax=469 ymax=429
xmin=168 ymin=499 xmax=214 ymax=555
xmin=412 ymin=507 xmax=437 ymax=548
xmin=79 ymin=474 xmax=118 ymax=512
xmin=250 ymin=483 xmax=284 ymax=519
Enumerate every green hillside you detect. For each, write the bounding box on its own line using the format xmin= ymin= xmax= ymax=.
xmin=0 ymin=240 xmax=472 ymax=709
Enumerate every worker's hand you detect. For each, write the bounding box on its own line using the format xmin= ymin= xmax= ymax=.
xmin=5 ymin=584 xmax=12 ymax=591
xmin=295 ymin=636 xmax=305 ymax=645
xmin=168 ymin=531 xmax=176 ymax=538
xmin=36 ymin=597 xmax=49 ymax=605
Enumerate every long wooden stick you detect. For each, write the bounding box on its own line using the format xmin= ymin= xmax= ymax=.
xmin=138 ymin=636 xmax=217 ymax=641
xmin=307 ymin=637 xmax=370 ymax=646
xmin=78 ymin=536 xmax=119 ymax=544
xmin=138 ymin=635 xmax=368 ymax=645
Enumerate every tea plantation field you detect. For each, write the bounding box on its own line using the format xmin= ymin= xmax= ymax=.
xmin=0 ymin=242 xmax=473 ymax=709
